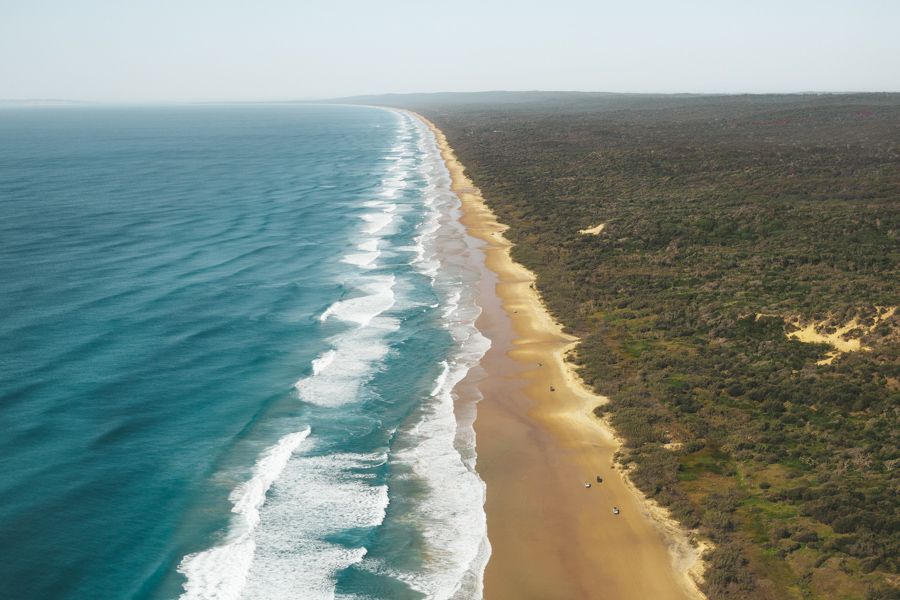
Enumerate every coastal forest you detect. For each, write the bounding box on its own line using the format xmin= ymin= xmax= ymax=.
xmin=376 ymin=92 xmax=899 ymax=600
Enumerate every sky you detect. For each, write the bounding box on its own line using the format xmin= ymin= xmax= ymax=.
xmin=1 ymin=0 xmax=898 ymax=102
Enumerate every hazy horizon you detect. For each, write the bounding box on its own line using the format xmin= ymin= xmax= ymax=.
xmin=4 ymin=89 xmax=900 ymax=106
xmin=2 ymin=0 xmax=899 ymax=103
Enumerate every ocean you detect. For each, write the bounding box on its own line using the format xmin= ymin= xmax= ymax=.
xmin=0 ymin=104 xmax=490 ymax=599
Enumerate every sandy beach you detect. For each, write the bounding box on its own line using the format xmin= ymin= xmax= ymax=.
xmin=414 ymin=113 xmax=706 ymax=600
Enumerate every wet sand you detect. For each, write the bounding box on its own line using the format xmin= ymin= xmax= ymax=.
xmin=414 ymin=113 xmax=706 ymax=600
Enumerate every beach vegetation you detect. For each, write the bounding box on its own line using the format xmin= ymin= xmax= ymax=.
xmin=402 ymin=92 xmax=900 ymax=600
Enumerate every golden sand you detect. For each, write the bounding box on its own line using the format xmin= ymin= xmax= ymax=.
xmin=579 ymin=223 xmax=606 ymax=235
xmin=413 ymin=112 xmax=706 ymax=600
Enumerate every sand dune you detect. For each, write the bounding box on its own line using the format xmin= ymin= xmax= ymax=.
xmin=579 ymin=223 xmax=606 ymax=235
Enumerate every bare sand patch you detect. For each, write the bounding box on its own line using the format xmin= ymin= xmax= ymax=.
xmin=787 ymin=306 xmax=896 ymax=365
xmin=579 ymin=223 xmax=606 ymax=235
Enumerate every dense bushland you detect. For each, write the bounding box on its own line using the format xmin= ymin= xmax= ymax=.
xmin=386 ymin=93 xmax=900 ymax=600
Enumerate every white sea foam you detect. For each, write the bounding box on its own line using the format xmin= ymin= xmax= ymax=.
xmin=357 ymin=239 xmax=379 ymax=252
xmin=318 ymin=275 xmax=396 ymax=327
xmin=430 ymin=360 xmax=451 ymax=396
xmin=442 ymin=289 xmax=462 ymax=321
xmin=350 ymin=111 xmax=493 ymax=599
xmin=177 ymin=428 xmax=312 ymax=600
xmin=365 ymin=326 xmax=491 ymax=600
xmin=417 ymin=112 xmax=493 ymax=599
xmin=304 ymin=274 xmax=399 ymax=407
xmin=412 ymin=227 xmax=441 ymax=280
xmin=410 ymin=191 xmax=443 ymax=280
xmin=294 ymin=319 xmax=396 ymax=408
xmin=362 ymin=200 xmax=397 ymax=213
xmin=311 ymin=350 xmax=336 ymax=376
xmin=181 ymin=108 xmax=492 ymax=600
xmin=241 ymin=450 xmax=389 ymax=600
xmin=341 ymin=251 xmax=380 ymax=268
xmin=378 ymin=173 xmax=409 ymax=199
xmin=383 ymin=300 xmax=492 ymax=600
xmin=360 ymin=212 xmax=393 ymax=235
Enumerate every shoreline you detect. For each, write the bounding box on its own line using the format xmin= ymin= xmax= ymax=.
xmin=414 ymin=111 xmax=707 ymax=599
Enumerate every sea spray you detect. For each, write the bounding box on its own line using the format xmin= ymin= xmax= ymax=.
xmin=240 ymin=449 xmax=390 ymax=600
xmin=178 ymin=428 xmax=311 ymax=600
xmin=360 ymin=113 xmax=492 ymax=599
xmin=332 ymin=110 xmax=493 ymax=598
xmin=317 ymin=275 xmax=397 ymax=327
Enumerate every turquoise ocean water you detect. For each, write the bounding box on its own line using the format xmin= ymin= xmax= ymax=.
xmin=0 ymin=105 xmax=489 ymax=599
